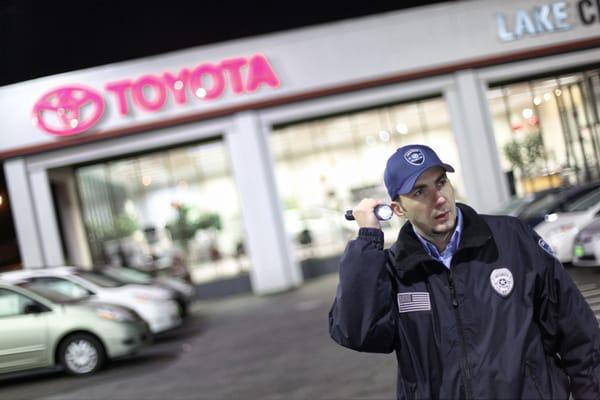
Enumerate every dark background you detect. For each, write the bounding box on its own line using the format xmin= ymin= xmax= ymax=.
xmin=0 ymin=0 xmax=450 ymax=87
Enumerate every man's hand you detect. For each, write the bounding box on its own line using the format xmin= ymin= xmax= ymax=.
xmin=352 ymin=198 xmax=384 ymax=229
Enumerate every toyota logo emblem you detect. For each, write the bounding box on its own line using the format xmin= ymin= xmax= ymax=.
xmin=32 ymin=86 xmax=105 ymax=136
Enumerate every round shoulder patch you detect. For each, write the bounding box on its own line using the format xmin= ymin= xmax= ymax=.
xmin=490 ymin=268 xmax=514 ymax=297
xmin=538 ymin=238 xmax=556 ymax=257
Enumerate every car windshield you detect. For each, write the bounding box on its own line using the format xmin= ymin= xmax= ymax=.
xmin=494 ymin=196 xmax=530 ymax=215
xmin=520 ymin=193 xmax=562 ymax=218
xmin=99 ymin=267 xmax=153 ymax=285
xmin=16 ymin=282 xmax=78 ymax=303
xmin=565 ymin=188 xmax=600 ymax=212
xmin=74 ymin=271 xmax=124 ymax=288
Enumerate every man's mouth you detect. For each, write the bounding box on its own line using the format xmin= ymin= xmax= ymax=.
xmin=434 ymin=211 xmax=450 ymax=223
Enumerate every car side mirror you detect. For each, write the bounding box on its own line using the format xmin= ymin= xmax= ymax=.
xmin=24 ymin=303 xmax=47 ymax=314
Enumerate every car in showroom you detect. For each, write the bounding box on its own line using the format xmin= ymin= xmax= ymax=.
xmin=518 ymin=182 xmax=600 ymax=228
xmin=0 ymin=267 xmax=181 ymax=334
xmin=0 ymin=280 xmax=150 ymax=376
xmin=534 ymin=187 xmax=600 ymax=263
xmin=572 ymin=217 xmax=600 ymax=267
xmin=93 ymin=265 xmax=195 ymax=317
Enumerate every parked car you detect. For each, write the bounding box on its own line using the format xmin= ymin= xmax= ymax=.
xmin=0 ymin=266 xmax=181 ymax=334
xmin=518 ymin=182 xmax=600 ymax=227
xmin=572 ymin=217 xmax=600 ymax=267
xmin=93 ymin=266 xmax=195 ymax=317
xmin=0 ymin=280 xmax=150 ymax=376
xmin=490 ymin=187 xmax=565 ymax=217
xmin=534 ymin=187 xmax=600 ymax=263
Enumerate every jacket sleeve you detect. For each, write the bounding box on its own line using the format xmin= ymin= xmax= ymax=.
xmin=328 ymin=227 xmax=397 ymax=353
xmin=528 ymin=227 xmax=600 ymax=399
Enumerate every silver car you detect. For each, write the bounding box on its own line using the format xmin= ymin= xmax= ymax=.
xmin=573 ymin=218 xmax=600 ymax=267
xmin=0 ymin=281 xmax=150 ymax=376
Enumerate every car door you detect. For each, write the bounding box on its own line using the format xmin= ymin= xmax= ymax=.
xmin=0 ymin=288 xmax=51 ymax=373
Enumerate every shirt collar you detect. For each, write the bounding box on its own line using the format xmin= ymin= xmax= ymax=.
xmin=413 ymin=207 xmax=463 ymax=259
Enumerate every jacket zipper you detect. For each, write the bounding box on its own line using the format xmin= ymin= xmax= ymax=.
xmin=526 ymin=363 xmax=544 ymax=399
xmin=448 ymin=271 xmax=474 ymax=400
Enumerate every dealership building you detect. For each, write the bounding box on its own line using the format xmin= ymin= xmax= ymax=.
xmin=1 ymin=0 xmax=599 ymax=296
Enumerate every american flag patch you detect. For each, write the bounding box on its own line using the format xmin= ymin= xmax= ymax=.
xmin=397 ymin=292 xmax=431 ymax=313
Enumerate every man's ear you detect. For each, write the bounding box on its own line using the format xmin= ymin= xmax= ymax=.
xmin=391 ymin=201 xmax=405 ymax=217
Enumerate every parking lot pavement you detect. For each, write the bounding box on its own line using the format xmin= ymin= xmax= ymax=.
xmin=1 ymin=273 xmax=396 ymax=400
xmin=568 ymin=267 xmax=600 ymax=323
xmin=2 ymin=268 xmax=599 ymax=400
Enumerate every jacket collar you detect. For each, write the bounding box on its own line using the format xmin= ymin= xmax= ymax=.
xmin=389 ymin=203 xmax=494 ymax=273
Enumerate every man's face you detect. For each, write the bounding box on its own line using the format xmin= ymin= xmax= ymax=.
xmin=391 ymin=167 xmax=457 ymax=238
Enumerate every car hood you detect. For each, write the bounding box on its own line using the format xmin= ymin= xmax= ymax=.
xmin=577 ymin=217 xmax=600 ymax=236
xmin=155 ymin=277 xmax=194 ymax=297
xmin=102 ymin=284 xmax=173 ymax=301
xmin=535 ymin=211 xmax=592 ymax=235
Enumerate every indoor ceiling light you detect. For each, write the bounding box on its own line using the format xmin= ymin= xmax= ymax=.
xmin=522 ymin=108 xmax=534 ymax=119
xmin=379 ymin=130 xmax=390 ymax=142
xmin=395 ymin=123 xmax=408 ymax=135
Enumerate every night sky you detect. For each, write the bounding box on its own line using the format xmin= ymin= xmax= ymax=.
xmin=0 ymin=0 xmax=451 ymax=87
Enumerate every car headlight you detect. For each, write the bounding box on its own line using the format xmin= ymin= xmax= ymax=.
xmin=95 ymin=305 xmax=137 ymax=322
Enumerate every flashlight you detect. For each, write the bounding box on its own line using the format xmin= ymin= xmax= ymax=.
xmin=344 ymin=204 xmax=393 ymax=221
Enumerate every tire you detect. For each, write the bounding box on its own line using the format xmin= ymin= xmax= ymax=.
xmin=58 ymin=333 xmax=105 ymax=375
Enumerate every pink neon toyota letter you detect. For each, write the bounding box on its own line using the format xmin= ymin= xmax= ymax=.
xmin=132 ymin=75 xmax=167 ymax=111
xmin=220 ymin=58 xmax=247 ymax=94
xmin=246 ymin=55 xmax=280 ymax=92
xmin=105 ymin=80 xmax=133 ymax=115
xmin=163 ymin=69 xmax=190 ymax=105
xmin=189 ymin=64 xmax=225 ymax=100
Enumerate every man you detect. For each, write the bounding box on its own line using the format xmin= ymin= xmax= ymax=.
xmin=328 ymin=144 xmax=600 ymax=399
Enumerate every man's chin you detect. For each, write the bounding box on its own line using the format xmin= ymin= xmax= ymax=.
xmin=432 ymin=222 xmax=455 ymax=236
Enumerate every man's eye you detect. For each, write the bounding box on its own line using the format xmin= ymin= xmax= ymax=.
xmin=413 ymin=190 xmax=423 ymax=197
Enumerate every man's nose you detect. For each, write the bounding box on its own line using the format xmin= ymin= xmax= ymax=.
xmin=433 ymin=190 xmax=447 ymax=206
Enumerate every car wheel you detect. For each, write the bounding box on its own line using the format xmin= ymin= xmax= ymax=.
xmin=58 ymin=333 xmax=105 ymax=375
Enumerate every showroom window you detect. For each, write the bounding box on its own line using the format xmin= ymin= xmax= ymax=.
xmin=270 ymin=97 xmax=465 ymax=261
xmin=75 ymin=140 xmax=249 ymax=284
xmin=488 ymin=67 xmax=600 ymax=197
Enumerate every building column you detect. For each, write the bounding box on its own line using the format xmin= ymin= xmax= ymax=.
xmin=445 ymin=69 xmax=509 ymax=212
xmin=29 ymin=168 xmax=65 ymax=266
xmin=4 ymin=158 xmax=44 ymax=267
xmin=226 ymin=111 xmax=303 ymax=295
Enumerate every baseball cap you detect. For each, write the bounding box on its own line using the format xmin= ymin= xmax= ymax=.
xmin=383 ymin=144 xmax=454 ymax=199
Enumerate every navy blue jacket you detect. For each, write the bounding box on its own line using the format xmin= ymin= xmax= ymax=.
xmin=329 ymin=203 xmax=600 ymax=399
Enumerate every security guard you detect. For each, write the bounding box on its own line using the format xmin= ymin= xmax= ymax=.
xmin=329 ymin=144 xmax=600 ymax=399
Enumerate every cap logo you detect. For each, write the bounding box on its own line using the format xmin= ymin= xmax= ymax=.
xmin=404 ymin=149 xmax=424 ymax=166
xmin=490 ymin=268 xmax=514 ymax=297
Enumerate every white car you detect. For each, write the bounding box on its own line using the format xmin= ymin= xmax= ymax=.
xmin=534 ymin=188 xmax=600 ymax=263
xmin=95 ymin=266 xmax=195 ymax=317
xmin=0 ymin=266 xmax=181 ymax=334
xmin=572 ymin=218 xmax=600 ymax=267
